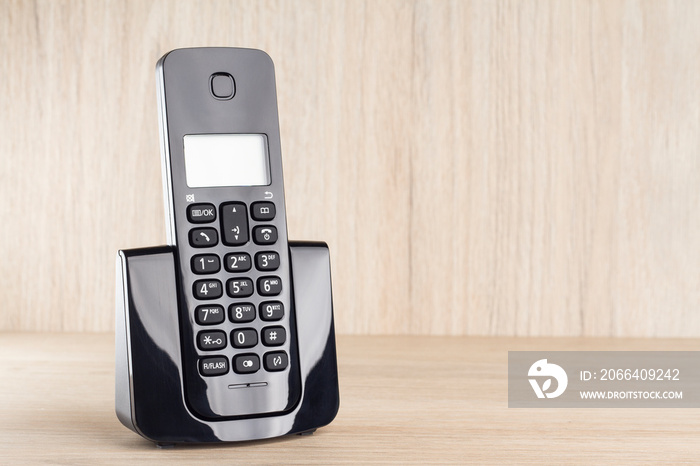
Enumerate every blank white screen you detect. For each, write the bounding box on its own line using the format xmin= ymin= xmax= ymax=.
xmin=183 ymin=134 xmax=270 ymax=187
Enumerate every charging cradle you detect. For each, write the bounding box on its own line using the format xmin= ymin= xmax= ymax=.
xmin=115 ymin=242 xmax=339 ymax=446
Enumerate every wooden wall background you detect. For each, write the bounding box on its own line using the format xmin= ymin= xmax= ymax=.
xmin=1 ymin=0 xmax=698 ymax=336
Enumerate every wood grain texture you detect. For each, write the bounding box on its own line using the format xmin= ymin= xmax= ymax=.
xmin=0 ymin=1 xmax=699 ymax=335
xmin=2 ymin=333 xmax=700 ymax=463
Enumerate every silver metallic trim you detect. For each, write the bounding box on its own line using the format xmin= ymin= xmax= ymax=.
xmin=115 ymin=252 xmax=137 ymax=433
xmin=156 ymin=56 xmax=176 ymax=246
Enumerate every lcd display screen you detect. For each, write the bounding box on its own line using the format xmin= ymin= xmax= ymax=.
xmin=183 ymin=134 xmax=270 ymax=187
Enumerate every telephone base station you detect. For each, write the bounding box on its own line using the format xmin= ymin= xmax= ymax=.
xmin=115 ymin=242 xmax=339 ymax=445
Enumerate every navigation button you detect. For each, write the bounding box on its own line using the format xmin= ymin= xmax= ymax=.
xmin=221 ymin=202 xmax=249 ymax=246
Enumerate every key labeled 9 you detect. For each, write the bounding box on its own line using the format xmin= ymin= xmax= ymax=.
xmin=259 ymin=301 xmax=284 ymax=321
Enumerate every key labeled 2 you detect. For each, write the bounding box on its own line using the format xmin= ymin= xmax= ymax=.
xmin=225 ymin=252 xmax=251 ymax=273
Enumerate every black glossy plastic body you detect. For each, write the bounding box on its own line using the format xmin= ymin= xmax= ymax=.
xmin=157 ymin=48 xmax=300 ymax=418
xmin=115 ymin=242 xmax=339 ymax=444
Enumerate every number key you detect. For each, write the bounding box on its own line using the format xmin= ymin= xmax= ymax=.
xmin=259 ymin=301 xmax=284 ymax=321
xmin=255 ymin=251 xmax=280 ymax=271
xmin=195 ymin=305 xmax=225 ymax=325
xmin=229 ymin=303 xmax=255 ymax=323
xmin=192 ymin=254 xmax=220 ymax=274
xmin=257 ymin=276 xmax=282 ymax=296
xmin=193 ymin=279 xmax=223 ymax=300
xmin=231 ymin=328 xmax=258 ymax=348
xmin=227 ymin=278 xmax=254 ymax=298
xmin=224 ymin=252 xmax=251 ymax=273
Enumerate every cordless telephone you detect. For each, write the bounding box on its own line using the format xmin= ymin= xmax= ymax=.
xmin=115 ymin=48 xmax=339 ymax=445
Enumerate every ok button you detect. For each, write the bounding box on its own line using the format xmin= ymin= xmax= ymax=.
xmin=187 ymin=203 xmax=216 ymax=223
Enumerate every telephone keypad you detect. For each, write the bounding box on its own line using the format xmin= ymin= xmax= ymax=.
xmin=189 ymin=200 xmax=290 ymax=378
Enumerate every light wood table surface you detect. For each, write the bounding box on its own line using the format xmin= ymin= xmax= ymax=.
xmin=1 ymin=333 xmax=699 ymax=464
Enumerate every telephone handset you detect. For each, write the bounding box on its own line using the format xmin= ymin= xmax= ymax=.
xmin=116 ymin=48 xmax=339 ymax=445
